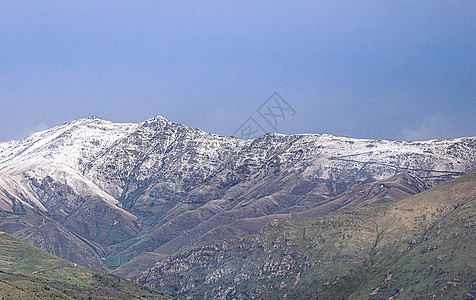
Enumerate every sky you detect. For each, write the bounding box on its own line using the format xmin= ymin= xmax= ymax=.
xmin=1 ymin=1 xmax=475 ymax=142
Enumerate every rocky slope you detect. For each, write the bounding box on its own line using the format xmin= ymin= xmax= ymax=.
xmin=0 ymin=115 xmax=475 ymax=275
xmin=137 ymin=169 xmax=476 ymax=299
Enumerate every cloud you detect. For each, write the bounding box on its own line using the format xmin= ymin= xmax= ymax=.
xmin=20 ymin=122 xmax=50 ymax=140
xmin=399 ymin=115 xmax=454 ymax=141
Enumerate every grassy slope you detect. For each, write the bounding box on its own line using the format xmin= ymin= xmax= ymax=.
xmin=113 ymin=252 xmax=166 ymax=280
xmin=139 ymin=170 xmax=476 ymax=299
xmin=0 ymin=233 xmax=171 ymax=299
xmin=293 ymin=168 xmax=476 ymax=299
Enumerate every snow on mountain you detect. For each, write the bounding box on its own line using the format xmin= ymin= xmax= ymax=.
xmin=0 ymin=116 xmax=137 ymax=171
xmin=0 ymin=117 xmax=139 ymax=210
xmin=294 ymin=134 xmax=474 ymax=182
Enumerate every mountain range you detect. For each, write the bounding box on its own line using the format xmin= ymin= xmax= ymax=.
xmin=0 ymin=116 xmax=475 ymax=297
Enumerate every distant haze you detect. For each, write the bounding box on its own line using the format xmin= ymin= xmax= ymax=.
xmin=1 ymin=1 xmax=475 ymax=142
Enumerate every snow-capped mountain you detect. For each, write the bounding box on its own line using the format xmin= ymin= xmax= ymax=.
xmin=0 ymin=116 xmax=475 ymax=273
xmin=0 ymin=117 xmax=136 ymax=210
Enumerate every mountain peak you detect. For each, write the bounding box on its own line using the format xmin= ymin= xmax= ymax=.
xmin=139 ymin=115 xmax=174 ymax=129
xmin=73 ymin=115 xmax=110 ymax=125
xmin=143 ymin=115 xmax=169 ymax=123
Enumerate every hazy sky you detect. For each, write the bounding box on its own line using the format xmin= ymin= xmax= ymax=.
xmin=1 ymin=1 xmax=475 ymax=141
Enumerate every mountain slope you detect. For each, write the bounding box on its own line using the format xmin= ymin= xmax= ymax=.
xmin=0 ymin=231 xmax=170 ymax=299
xmin=137 ymin=169 xmax=476 ymax=299
xmin=295 ymin=172 xmax=428 ymax=219
xmin=0 ymin=213 xmax=108 ymax=271
xmin=0 ymin=117 xmax=140 ymax=271
xmin=0 ymin=116 xmax=475 ymax=274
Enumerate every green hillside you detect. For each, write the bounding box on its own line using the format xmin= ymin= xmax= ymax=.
xmin=138 ymin=170 xmax=476 ymax=299
xmin=0 ymin=232 xmax=171 ymax=299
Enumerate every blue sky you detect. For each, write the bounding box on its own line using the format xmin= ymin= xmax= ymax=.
xmin=1 ymin=1 xmax=475 ymax=141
